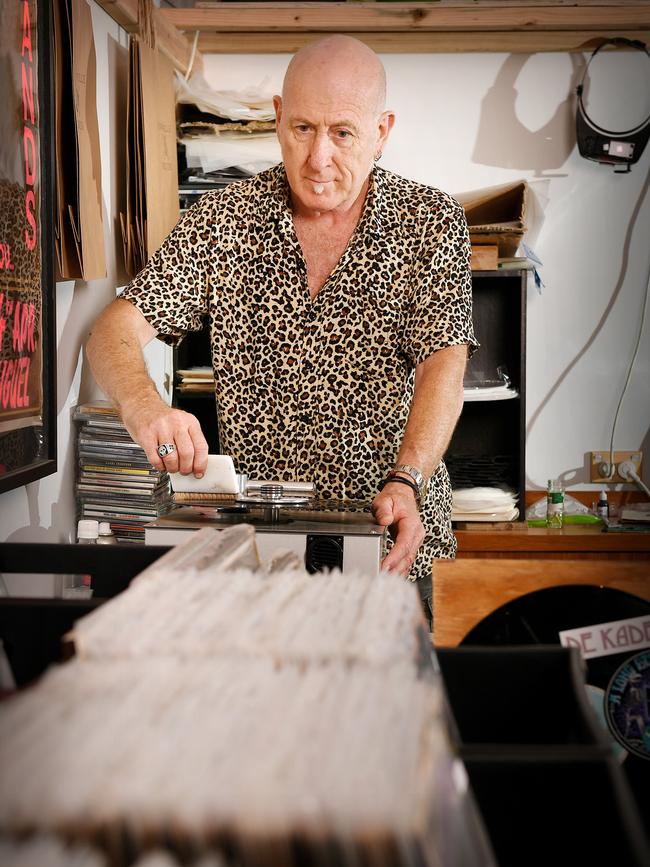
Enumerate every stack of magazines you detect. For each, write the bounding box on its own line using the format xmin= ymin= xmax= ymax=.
xmin=73 ymin=401 xmax=173 ymax=543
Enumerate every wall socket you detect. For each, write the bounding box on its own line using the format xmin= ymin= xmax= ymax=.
xmin=589 ymin=450 xmax=643 ymax=483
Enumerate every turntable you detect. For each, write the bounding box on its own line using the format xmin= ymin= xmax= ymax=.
xmin=145 ymin=458 xmax=386 ymax=575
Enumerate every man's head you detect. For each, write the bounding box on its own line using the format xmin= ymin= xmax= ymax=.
xmin=273 ymin=36 xmax=395 ymax=217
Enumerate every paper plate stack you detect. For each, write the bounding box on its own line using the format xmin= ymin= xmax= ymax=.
xmin=452 ymin=487 xmax=519 ymax=522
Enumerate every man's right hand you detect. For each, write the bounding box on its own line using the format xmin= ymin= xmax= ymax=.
xmin=120 ymin=398 xmax=209 ymax=478
xmin=86 ymin=299 xmax=210 ymax=479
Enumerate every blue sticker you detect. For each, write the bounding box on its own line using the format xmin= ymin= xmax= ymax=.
xmin=605 ymin=650 xmax=650 ymax=760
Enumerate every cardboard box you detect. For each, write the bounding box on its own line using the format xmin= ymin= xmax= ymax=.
xmin=456 ymin=181 xmax=527 ymax=258
xmin=470 ymin=244 xmax=498 ymax=271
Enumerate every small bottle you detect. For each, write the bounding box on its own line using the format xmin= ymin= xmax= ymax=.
xmin=65 ymin=519 xmax=97 ymax=598
xmin=97 ymin=521 xmax=117 ymax=544
xmin=77 ymin=519 xmax=99 ymax=544
xmin=546 ymin=479 xmax=564 ymax=529
xmin=597 ymin=490 xmax=609 ymax=520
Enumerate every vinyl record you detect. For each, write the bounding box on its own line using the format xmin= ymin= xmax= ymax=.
xmin=461 ymin=585 xmax=650 ymax=836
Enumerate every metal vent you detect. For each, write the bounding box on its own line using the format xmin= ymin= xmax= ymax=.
xmin=305 ymin=534 xmax=344 ymax=574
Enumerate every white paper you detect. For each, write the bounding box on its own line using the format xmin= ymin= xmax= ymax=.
xmin=559 ymin=615 xmax=650 ymax=659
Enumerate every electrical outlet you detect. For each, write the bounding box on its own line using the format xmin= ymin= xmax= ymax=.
xmin=590 ymin=450 xmax=643 ymax=483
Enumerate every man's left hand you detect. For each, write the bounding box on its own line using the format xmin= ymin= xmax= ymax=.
xmin=372 ymin=482 xmax=425 ymax=578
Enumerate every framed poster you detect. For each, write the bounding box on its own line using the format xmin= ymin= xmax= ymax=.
xmin=0 ymin=0 xmax=56 ymax=494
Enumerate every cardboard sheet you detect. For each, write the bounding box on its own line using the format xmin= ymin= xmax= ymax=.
xmin=52 ymin=0 xmax=106 ymax=280
xmin=121 ymin=37 xmax=179 ymax=277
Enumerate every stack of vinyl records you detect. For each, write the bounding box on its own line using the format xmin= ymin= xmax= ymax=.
xmin=73 ymin=401 xmax=172 ymax=543
xmin=0 ymin=527 xmax=496 ymax=867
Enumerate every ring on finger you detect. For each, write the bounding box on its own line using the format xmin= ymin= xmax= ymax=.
xmin=157 ymin=442 xmax=176 ymax=458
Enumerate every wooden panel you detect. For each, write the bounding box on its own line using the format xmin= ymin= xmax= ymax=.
xmin=193 ymin=29 xmax=648 ymax=54
xmin=94 ymin=0 xmax=650 ymax=59
xmin=164 ymin=4 xmax=650 ymax=33
xmin=433 ymin=557 xmax=650 ymax=646
xmin=455 ymin=525 xmax=650 ymax=557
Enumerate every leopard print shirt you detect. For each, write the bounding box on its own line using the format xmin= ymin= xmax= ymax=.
xmin=121 ymin=164 xmax=477 ymax=592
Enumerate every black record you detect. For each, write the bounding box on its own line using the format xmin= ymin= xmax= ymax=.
xmin=461 ymin=585 xmax=650 ymax=838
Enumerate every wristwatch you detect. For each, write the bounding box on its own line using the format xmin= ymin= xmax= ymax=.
xmin=389 ymin=464 xmax=429 ymax=504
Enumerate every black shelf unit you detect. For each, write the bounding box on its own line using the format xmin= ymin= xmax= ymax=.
xmin=172 ymin=270 xmax=527 ymax=514
xmin=173 ymin=327 xmax=220 ymax=453
xmin=445 ymin=269 xmax=527 ymax=517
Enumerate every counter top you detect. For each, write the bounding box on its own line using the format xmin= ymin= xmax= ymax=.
xmin=455 ymin=523 xmax=650 ymax=558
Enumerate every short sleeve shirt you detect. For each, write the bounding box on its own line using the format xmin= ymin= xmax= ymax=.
xmin=121 ymin=164 xmax=478 ymax=589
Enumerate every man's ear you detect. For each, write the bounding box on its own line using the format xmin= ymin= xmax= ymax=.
xmin=377 ymin=110 xmax=396 ymax=152
xmin=273 ymin=95 xmax=283 ymax=126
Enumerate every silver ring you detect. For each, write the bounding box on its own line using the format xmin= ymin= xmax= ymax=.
xmin=157 ymin=443 xmax=176 ymax=458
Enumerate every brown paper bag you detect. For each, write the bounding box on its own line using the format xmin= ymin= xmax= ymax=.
xmin=52 ymin=0 xmax=106 ymax=280
xmin=121 ymin=37 xmax=179 ymax=277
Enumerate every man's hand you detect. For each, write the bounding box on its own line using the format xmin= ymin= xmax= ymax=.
xmin=372 ymin=482 xmax=425 ymax=578
xmin=120 ymin=397 xmax=209 ymax=478
xmin=86 ymin=299 xmax=210 ymax=476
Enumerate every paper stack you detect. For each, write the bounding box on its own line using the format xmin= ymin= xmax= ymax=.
xmin=176 ymin=72 xmax=281 ymax=181
xmin=452 ymin=486 xmax=519 ymax=522
xmin=176 ymin=366 xmax=215 ymax=394
xmin=463 ymin=382 xmax=519 ymax=402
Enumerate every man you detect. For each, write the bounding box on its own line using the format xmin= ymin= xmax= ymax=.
xmin=87 ymin=36 xmax=476 ymax=615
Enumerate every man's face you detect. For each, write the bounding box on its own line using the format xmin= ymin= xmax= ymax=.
xmin=274 ymin=73 xmax=393 ymax=217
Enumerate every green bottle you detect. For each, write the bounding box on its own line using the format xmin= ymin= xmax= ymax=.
xmin=546 ymin=479 xmax=564 ymax=529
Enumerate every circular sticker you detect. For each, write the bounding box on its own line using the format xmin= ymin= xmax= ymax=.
xmin=605 ymin=650 xmax=650 ymax=760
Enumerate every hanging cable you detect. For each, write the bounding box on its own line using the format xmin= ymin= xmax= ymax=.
xmin=606 ymin=252 xmax=650 ymax=479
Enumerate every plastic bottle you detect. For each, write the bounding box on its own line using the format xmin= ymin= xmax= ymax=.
xmin=97 ymin=521 xmax=117 ymax=544
xmin=77 ymin=519 xmax=99 ymax=544
xmin=596 ymin=490 xmax=609 ymax=520
xmin=65 ymin=519 xmax=97 ymax=598
xmin=546 ymin=479 xmax=564 ymax=529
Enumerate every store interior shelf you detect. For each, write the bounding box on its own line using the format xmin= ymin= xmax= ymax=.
xmin=161 ymin=2 xmax=650 ymax=55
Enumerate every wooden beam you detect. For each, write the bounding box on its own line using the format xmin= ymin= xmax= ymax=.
xmin=163 ymin=3 xmax=650 ymax=34
xmin=194 ymin=29 xmax=649 ymax=54
xmin=94 ymin=0 xmax=202 ymax=74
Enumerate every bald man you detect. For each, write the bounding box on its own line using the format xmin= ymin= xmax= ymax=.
xmin=87 ymin=36 xmax=477 ymax=618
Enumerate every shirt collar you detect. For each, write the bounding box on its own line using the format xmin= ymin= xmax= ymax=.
xmin=259 ymin=163 xmax=392 ymax=241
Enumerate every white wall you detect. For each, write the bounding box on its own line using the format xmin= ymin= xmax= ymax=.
xmin=1 ymin=18 xmax=649 ymax=543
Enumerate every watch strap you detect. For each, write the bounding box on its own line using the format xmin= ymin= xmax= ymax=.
xmin=378 ymin=475 xmax=421 ymax=503
xmin=392 ymin=464 xmax=425 ymax=488
xmin=391 ymin=464 xmax=429 ymax=501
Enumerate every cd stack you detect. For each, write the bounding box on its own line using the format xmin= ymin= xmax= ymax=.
xmin=73 ymin=402 xmax=172 ymax=543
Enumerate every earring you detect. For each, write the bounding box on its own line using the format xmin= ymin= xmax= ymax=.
xmin=374 ymin=151 xmax=382 ymax=161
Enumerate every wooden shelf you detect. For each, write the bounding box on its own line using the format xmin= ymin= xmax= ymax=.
xmin=162 ymin=2 xmax=650 ymax=54
xmin=455 ymin=524 xmax=650 ymax=558
xmin=93 ymin=1 xmax=650 ymax=66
